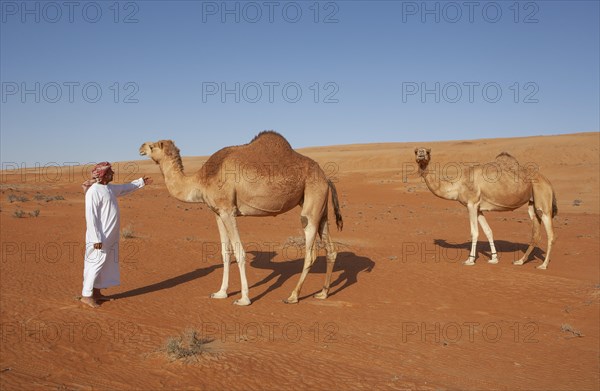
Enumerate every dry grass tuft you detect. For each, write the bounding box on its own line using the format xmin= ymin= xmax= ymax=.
xmin=164 ymin=328 xmax=213 ymax=362
xmin=8 ymin=194 xmax=28 ymax=203
xmin=122 ymin=224 xmax=135 ymax=239
xmin=561 ymin=323 xmax=584 ymax=338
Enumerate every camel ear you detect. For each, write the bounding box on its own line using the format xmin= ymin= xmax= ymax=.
xmin=426 ymin=148 xmax=431 ymax=154
xmin=414 ymin=148 xmax=419 ymax=154
xmin=157 ymin=141 xmax=164 ymax=149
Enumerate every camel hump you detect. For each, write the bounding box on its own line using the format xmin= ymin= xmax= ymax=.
xmin=250 ymin=130 xmax=293 ymax=150
xmin=495 ymin=152 xmax=520 ymax=172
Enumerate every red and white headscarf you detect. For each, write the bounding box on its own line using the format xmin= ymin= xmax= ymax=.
xmin=82 ymin=162 xmax=113 ymax=193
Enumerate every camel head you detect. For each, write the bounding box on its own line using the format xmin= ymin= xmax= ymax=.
xmin=414 ymin=147 xmax=431 ymax=170
xmin=139 ymin=140 xmax=181 ymax=164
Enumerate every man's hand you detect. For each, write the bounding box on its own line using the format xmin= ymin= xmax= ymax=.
xmin=143 ymin=176 xmax=153 ymax=185
xmin=94 ymin=243 xmax=103 ymax=250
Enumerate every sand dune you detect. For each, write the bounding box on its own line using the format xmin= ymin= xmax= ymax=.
xmin=1 ymin=132 xmax=598 ymax=390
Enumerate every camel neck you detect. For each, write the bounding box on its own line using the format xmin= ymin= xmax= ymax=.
xmin=419 ymin=165 xmax=452 ymax=200
xmin=159 ymin=159 xmax=205 ymax=203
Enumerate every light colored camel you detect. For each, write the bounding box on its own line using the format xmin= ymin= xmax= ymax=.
xmin=140 ymin=131 xmax=343 ymax=305
xmin=414 ymin=148 xmax=557 ymax=269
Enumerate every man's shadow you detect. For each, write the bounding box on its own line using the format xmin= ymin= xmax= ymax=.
xmin=239 ymin=251 xmax=375 ymax=303
xmin=433 ymin=239 xmax=546 ymax=264
xmin=107 ymin=264 xmax=220 ymax=301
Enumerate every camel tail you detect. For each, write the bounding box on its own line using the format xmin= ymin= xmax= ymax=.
xmin=552 ymin=192 xmax=558 ymax=218
xmin=327 ymin=179 xmax=343 ymax=231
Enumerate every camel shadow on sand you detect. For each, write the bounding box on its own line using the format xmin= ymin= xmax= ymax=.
xmin=107 ymin=251 xmax=374 ymax=303
xmin=228 ymin=251 xmax=375 ymax=303
xmin=433 ymin=239 xmax=546 ymax=265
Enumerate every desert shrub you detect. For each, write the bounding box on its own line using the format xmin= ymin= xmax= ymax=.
xmin=8 ymin=194 xmax=28 ymax=203
xmin=121 ymin=224 xmax=135 ymax=239
xmin=13 ymin=209 xmax=25 ymax=218
xmin=34 ymin=194 xmax=65 ymax=202
xmin=164 ymin=328 xmax=212 ymax=361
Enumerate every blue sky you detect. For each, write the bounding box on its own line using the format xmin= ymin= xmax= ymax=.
xmin=1 ymin=0 xmax=599 ymax=165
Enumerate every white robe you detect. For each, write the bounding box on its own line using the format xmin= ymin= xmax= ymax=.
xmin=82 ymin=179 xmax=145 ymax=297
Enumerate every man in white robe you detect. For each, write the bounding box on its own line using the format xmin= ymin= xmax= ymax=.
xmin=81 ymin=162 xmax=152 ymax=308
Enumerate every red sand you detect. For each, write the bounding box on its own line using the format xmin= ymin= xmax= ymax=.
xmin=1 ymin=132 xmax=598 ymax=390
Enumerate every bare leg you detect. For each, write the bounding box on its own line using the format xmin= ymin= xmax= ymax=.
xmin=219 ymin=212 xmax=250 ymax=306
xmin=314 ymin=217 xmax=337 ymax=299
xmin=537 ymin=213 xmax=555 ymax=270
xmin=514 ymin=203 xmax=541 ymax=265
xmin=464 ymin=203 xmax=479 ymax=265
xmin=211 ymin=216 xmax=232 ymax=299
xmin=477 ymin=212 xmax=498 ymax=264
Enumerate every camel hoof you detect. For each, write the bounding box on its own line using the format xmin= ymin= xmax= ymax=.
xmin=488 ymin=258 xmax=499 ymax=264
xmin=463 ymin=260 xmax=475 ymax=266
xmin=233 ymin=298 xmax=251 ymax=306
xmin=284 ymin=297 xmax=298 ymax=304
xmin=314 ymin=291 xmax=328 ymax=300
xmin=513 ymin=260 xmax=524 ymax=266
xmin=210 ymin=291 xmax=228 ymax=299
xmin=536 ymin=264 xmax=547 ymax=270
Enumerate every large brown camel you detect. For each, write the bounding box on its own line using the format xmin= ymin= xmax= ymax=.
xmin=140 ymin=131 xmax=343 ymax=305
xmin=414 ymin=148 xmax=557 ymax=269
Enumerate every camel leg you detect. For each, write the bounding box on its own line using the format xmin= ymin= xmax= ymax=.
xmin=477 ymin=212 xmax=498 ymax=264
xmin=537 ymin=213 xmax=555 ymax=270
xmin=210 ymin=216 xmax=232 ymax=299
xmin=464 ymin=203 xmax=479 ymax=266
xmin=514 ymin=202 xmax=541 ymax=266
xmin=219 ymin=212 xmax=251 ymax=306
xmin=285 ymin=215 xmax=319 ymax=304
xmin=314 ymin=216 xmax=337 ymax=300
